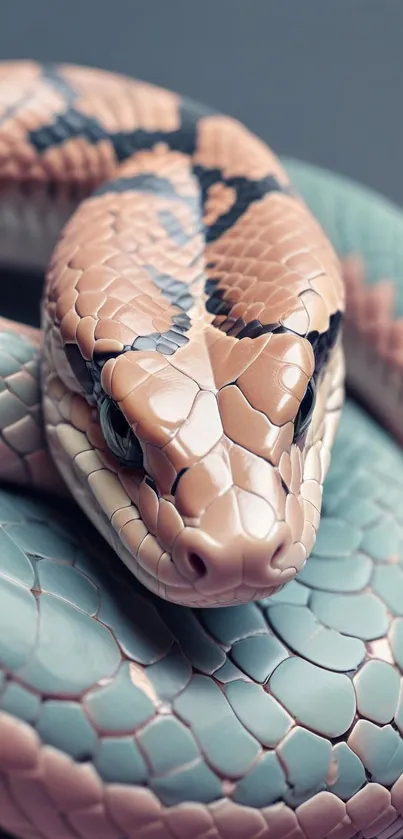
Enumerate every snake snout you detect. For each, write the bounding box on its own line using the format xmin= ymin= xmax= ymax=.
xmin=172 ymin=521 xmax=294 ymax=600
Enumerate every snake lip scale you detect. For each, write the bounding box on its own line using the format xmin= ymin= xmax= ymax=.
xmin=0 ymin=60 xmax=344 ymax=608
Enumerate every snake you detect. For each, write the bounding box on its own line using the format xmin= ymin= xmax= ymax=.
xmin=3 ymin=59 xmax=403 ymax=839
xmin=0 ymin=60 xmax=347 ymax=609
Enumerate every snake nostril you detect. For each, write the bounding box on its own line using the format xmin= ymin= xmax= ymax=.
xmin=188 ymin=552 xmax=208 ymax=579
xmin=271 ymin=540 xmax=288 ymax=569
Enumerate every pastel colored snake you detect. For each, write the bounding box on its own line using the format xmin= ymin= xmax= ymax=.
xmin=4 ymin=58 xmax=403 ymax=839
xmin=0 ymin=61 xmax=346 ymax=608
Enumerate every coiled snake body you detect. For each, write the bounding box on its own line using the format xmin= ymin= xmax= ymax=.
xmin=0 ymin=61 xmax=346 ymax=608
xmin=3 ymin=60 xmax=403 ymax=839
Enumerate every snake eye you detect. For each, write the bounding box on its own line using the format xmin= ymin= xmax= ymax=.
xmin=99 ymin=397 xmax=143 ymax=469
xmin=294 ymin=378 xmax=316 ymax=440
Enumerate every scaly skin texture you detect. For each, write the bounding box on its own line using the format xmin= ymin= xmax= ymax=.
xmin=1 ymin=390 xmax=403 ymax=839
xmin=0 ymin=61 xmax=345 ymax=607
xmin=3 ymin=62 xmax=403 ymax=839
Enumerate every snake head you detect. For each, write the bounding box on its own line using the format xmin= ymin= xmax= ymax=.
xmin=61 ymin=320 xmax=341 ymax=608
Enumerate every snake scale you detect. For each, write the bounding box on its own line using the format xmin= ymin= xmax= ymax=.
xmin=0 ymin=61 xmax=403 ymax=839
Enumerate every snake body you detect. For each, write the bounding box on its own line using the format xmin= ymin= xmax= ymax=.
xmin=4 ymin=61 xmax=403 ymax=839
xmin=0 ymin=61 xmax=346 ymax=608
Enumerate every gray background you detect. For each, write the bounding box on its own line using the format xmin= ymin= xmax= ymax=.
xmin=0 ymin=1 xmax=400 ymax=836
xmin=1 ymin=0 xmax=403 ymax=205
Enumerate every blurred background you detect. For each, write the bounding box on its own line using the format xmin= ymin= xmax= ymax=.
xmin=1 ymin=0 xmax=402 ymax=205
xmin=0 ymin=2 xmax=400 ymax=836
